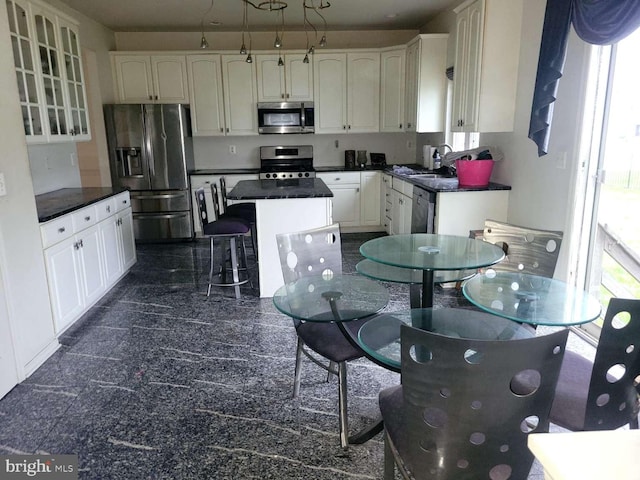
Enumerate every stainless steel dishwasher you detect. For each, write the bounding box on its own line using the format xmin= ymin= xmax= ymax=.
xmin=411 ymin=186 xmax=436 ymax=233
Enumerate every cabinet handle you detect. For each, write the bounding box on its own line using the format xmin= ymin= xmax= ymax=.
xmin=122 ymin=200 xmax=128 ymax=204
xmin=281 ymin=94 xmax=285 ymax=99
xmin=84 ymin=216 xmax=91 ymax=221
xmin=154 ymin=95 xmax=158 ymax=100
xmin=106 ymin=206 xmax=111 ymax=213
xmin=356 ymin=188 xmax=360 ymax=193
xmin=58 ymin=227 xmax=66 ymax=233
xmin=220 ymin=128 xmax=223 ymax=132
xmin=399 ymin=123 xmax=402 ymax=129
xmin=348 ymin=125 xmax=351 ymax=130
xmin=286 ymin=93 xmax=290 ymax=98
xmin=74 ymin=241 xmax=80 ymax=250
xmin=226 ymin=128 xmax=229 ymax=132
xmin=149 ymin=95 xmax=153 ymax=100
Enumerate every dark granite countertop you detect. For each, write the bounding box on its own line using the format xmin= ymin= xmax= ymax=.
xmin=187 ymin=164 xmax=511 ymax=193
xmin=35 ymin=187 xmax=128 ymax=223
xmin=227 ymin=178 xmax=333 ymax=200
xmin=189 ymin=168 xmax=260 ymax=175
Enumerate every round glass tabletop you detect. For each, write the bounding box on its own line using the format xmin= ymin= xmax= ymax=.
xmin=273 ymin=274 xmax=390 ymax=322
xmin=462 ymin=271 xmax=602 ymax=326
xmin=358 ymin=308 xmax=534 ymax=370
xmin=359 ymin=234 xmax=505 ymax=271
xmin=356 ymin=259 xmax=476 ymax=285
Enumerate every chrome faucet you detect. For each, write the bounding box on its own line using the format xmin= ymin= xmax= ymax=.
xmin=438 ymin=144 xmax=453 ymax=154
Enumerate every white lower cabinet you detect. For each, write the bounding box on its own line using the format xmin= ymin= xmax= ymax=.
xmin=317 ymin=171 xmax=383 ymax=230
xmin=41 ymin=192 xmax=136 ymax=334
xmin=389 ymin=178 xmax=413 ymax=235
xmin=100 ymin=209 xmax=136 ymax=287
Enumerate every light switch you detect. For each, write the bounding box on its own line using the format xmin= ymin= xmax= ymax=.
xmin=0 ymin=172 xmax=6 ymax=197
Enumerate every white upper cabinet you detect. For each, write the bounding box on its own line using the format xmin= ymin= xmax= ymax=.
xmin=112 ymin=54 xmax=189 ymax=104
xmin=313 ymin=52 xmax=380 ymax=134
xmin=451 ymin=0 xmax=523 ymax=132
xmin=256 ymin=53 xmax=313 ymax=102
xmin=405 ymin=34 xmax=448 ymax=133
xmin=347 ymin=52 xmax=380 ymax=133
xmin=186 ymin=54 xmax=225 ymax=136
xmin=6 ymin=0 xmax=91 ymax=143
xmin=380 ymin=48 xmax=406 ymax=132
xmin=313 ymin=53 xmax=347 ymax=133
xmin=58 ymin=18 xmax=89 ymax=140
xmin=221 ymin=54 xmax=258 ymax=135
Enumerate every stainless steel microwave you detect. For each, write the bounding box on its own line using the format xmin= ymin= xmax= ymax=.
xmin=257 ymin=102 xmax=315 ymax=134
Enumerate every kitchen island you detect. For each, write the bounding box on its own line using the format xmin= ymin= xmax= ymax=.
xmin=228 ymin=178 xmax=333 ymax=297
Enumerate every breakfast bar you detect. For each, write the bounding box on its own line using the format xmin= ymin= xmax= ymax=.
xmin=227 ymin=178 xmax=333 ymax=297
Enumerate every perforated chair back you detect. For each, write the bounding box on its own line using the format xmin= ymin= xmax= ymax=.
xmin=194 ymin=187 xmax=210 ymax=228
xmin=583 ymin=298 xmax=640 ymax=430
xmin=276 ymin=223 xmax=343 ymax=285
xmin=483 ymin=219 xmax=563 ymax=277
xmin=382 ymin=325 xmax=568 ymax=480
xmin=220 ymin=176 xmax=229 ymax=210
xmin=210 ymin=184 xmax=222 ymax=220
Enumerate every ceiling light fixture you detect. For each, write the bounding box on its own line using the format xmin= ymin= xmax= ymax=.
xmin=304 ymin=0 xmax=329 ymax=49
xmin=199 ymin=0 xmax=215 ymax=49
xmin=240 ymin=0 xmax=253 ymax=62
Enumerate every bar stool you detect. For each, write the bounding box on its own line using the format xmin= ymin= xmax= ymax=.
xmin=194 ymin=187 xmax=251 ymax=299
xmin=218 ymin=177 xmax=257 ymax=257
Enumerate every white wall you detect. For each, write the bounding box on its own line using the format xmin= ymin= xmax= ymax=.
xmin=193 ymin=132 xmax=417 ymax=169
xmin=0 ymin=5 xmax=58 ymax=380
xmin=483 ymin=2 xmax=592 ymax=280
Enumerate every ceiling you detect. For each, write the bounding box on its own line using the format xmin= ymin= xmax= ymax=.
xmin=56 ymin=0 xmax=457 ymax=32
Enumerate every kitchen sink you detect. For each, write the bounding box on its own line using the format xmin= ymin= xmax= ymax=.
xmin=407 ymin=173 xmax=451 ymax=178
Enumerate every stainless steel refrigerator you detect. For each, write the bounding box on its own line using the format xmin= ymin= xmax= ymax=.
xmin=104 ymin=104 xmax=194 ymax=242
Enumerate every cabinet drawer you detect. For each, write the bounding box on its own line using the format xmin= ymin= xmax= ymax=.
xmin=392 ymin=177 xmax=414 ymax=197
xmin=71 ymin=205 xmax=99 ymax=232
xmin=190 ymin=175 xmax=218 ymax=190
xmin=114 ymin=192 xmax=131 ymax=212
xmin=96 ymin=197 xmax=117 ymax=221
xmin=40 ymin=216 xmax=74 ymax=249
xmin=317 ymin=172 xmax=361 ymax=185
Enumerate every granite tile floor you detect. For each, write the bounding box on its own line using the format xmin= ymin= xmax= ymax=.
xmin=0 ymin=233 xmax=584 ymax=479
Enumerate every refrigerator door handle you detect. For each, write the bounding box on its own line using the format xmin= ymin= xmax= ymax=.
xmin=143 ymin=107 xmax=155 ymax=178
xmin=130 ymin=193 xmax=185 ymax=200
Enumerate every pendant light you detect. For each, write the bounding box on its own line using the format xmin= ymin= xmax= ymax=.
xmin=198 ymin=0 xmax=215 ymax=49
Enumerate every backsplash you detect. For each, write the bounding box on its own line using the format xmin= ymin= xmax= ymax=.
xmin=192 ymin=132 xmax=418 ymax=169
xmin=28 ymin=143 xmax=82 ymax=195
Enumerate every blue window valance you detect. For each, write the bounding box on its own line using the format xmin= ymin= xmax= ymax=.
xmin=529 ymin=0 xmax=640 ymax=156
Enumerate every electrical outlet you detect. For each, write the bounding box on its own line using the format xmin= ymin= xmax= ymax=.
xmin=0 ymin=172 xmax=6 ymax=197
xmin=335 ymin=139 xmax=339 ymax=148
xmin=229 ymin=145 xmax=237 ymax=154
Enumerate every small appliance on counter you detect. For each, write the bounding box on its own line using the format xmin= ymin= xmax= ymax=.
xmin=344 ymin=150 xmax=356 ymax=169
xmin=370 ymin=153 xmax=386 ymax=168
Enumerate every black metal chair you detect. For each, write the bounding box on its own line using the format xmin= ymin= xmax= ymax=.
xmin=547 ymin=297 xmax=640 ymax=431
xmin=276 ymin=223 xmax=371 ymax=449
xmin=194 ymin=187 xmax=251 ymax=299
xmin=379 ymin=324 xmax=569 ymax=480
xmin=218 ymin=176 xmax=257 ymax=256
xmin=482 ymin=219 xmax=563 ymax=277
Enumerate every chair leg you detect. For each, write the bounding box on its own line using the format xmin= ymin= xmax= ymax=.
xmin=250 ymin=222 xmax=258 ymax=258
xmin=383 ymin=432 xmax=396 ymax=480
xmin=338 ymin=361 xmax=349 ymax=449
xmin=240 ymin=236 xmax=254 ymax=289
xmin=327 ymin=361 xmax=336 ymax=382
xmin=293 ymin=337 xmax=304 ymax=399
xmin=229 ymin=236 xmax=241 ymax=299
xmin=207 ymin=236 xmax=215 ymax=297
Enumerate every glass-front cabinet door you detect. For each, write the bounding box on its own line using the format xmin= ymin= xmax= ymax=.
xmin=33 ymin=6 xmax=69 ymax=140
xmin=59 ymin=19 xmax=89 ymax=140
xmin=6 ymin=0 xmax=45 ymax=142
xmin=4 ymin=0 xmax=90 ymax=143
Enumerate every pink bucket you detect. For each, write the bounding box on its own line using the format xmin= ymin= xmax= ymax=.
xmin=456 ymin=159 xmax=494 ymax=187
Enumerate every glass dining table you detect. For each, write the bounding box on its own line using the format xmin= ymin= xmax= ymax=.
xmin=462 ymin=271 xmax=602 ymax=326
xmin=359 ymin=233 xmax=506 ymax=308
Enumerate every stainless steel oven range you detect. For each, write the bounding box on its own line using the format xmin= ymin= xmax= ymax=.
xmin=259 ymin=145 xmax=316 ymax=180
